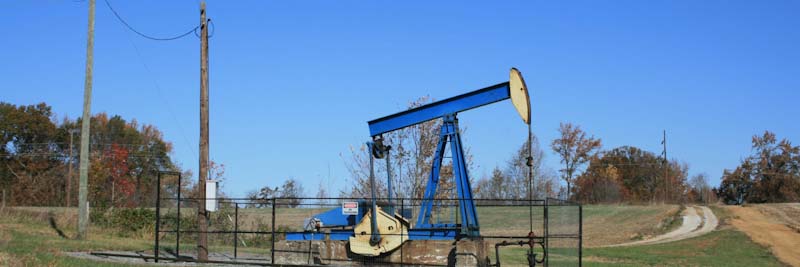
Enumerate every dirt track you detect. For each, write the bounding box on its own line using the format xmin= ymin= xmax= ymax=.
xmin=608 ymin=206 xmax=718 ymax=247
xmin=728 ymin=205 xmax=800 ymax=266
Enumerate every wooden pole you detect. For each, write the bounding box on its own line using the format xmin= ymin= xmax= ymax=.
xmin=663 ymin=130 xmax=668 ymax=203
xmin=77 ymin=0 xmax=95 ymax=240
xmin=197 ymin=0 xmax=209 ymax=261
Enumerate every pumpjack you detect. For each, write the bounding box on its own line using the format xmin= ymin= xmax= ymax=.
xmin=287 ymin=68 xmax=531 ymax=258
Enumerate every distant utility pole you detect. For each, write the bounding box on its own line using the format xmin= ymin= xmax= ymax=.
xmin=77 ymin=0 xmax=95 ymax=240
xmin=67 ymin=129 xmax=79 ymax=207
xmin=662 ymin=130 xmax=668 ymax=203
xmin=197 ymin=0 xmax=210 ymax=261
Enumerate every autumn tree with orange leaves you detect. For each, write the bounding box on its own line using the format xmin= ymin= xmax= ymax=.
xmin=0 ymin=102 xmax=184 ymax=207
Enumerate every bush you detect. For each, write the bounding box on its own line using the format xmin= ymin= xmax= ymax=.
xmin=110 ymin=208 xmax=156 ymax=235
xmin=89 ymin=208 xmax=156 ymax=237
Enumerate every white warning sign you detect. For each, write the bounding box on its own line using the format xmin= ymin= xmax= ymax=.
xmin=342 ymin=202 xmax=358 ymax=215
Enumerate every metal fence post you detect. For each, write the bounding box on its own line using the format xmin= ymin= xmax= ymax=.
xmin=155 ymin=172 xmax=161 ymax=263
xmin=544 ymin=198 xmax=548 ymax=267
xmin=579 ymin=204 xmax=583 ymax=267
xmin=400 ymin=198 xmax=405 ymax=266
xmin=234 ymin=204 xmax=239 ymax=258
xmin=176 ymin=173 xmax=181 ymax=258
xmin=271 ymin=198 xmax=276 ymax=264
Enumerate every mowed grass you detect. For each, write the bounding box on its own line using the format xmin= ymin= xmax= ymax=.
xmin=494 ymin=229 xmax=783 ymax=267
xmin=232 ymin=204 xmax=678 ymax=247
xmin=0 ymin=212 xmax=150 ymax=266
xmin=581 ymin=229 xmax=783 ymax=267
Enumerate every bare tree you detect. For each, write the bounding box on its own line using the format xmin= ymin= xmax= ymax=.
xmin=244 ymin=190 xmax=261 ymax=208
xmin=343 ymin=96 xmax=470 ymax=203
xmin=504 ymin=135 xmax=559 ymax=199
xmin=315 ymin=179 xmax=329 ymax=208
xmin=251 ymin=179 xmax=305 ymax=208
xmin=390 ymin=96 xmax=445 ymax=201
xmin=551 ymin=122 xmax=602 ymax=198
xmin=279 ymin=178 xmax=305 ymax=208
xmin=689 ymin=173 xmax=710 ymax=204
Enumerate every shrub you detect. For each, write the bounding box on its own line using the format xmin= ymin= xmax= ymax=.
xmin=89 ymin=208 xmax=156 ymax=237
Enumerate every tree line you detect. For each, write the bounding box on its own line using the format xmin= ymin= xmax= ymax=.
xmin=550 ymin=122 xmax=714 ymax=204
xmin=474 ymin=122 xmax=696 ymax=204
xmin=5 ymin=100 xmax=793 ymax=208
xmin=0 ymin=102 xmax=185 ymax=208
xmin=545 ymin=124 xmax=799 ymax=205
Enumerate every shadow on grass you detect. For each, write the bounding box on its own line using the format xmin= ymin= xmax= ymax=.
xmin=47 ymin=212 xmax=69 ymax=239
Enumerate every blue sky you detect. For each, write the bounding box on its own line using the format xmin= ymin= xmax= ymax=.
xmin=2 ymin=1 xmax=798 ymax=197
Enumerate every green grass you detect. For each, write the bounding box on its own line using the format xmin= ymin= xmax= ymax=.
xmin=0 ymin=220 xmax=150 ymax=266
xmin=495 ymin=229 xmax=783 ymax=267
xmin=707 ymin=205 xmax=733 ymax=223
xmin=165 ymin=204 xmax=675 ymax=247
xmin=581 ymin=204 xmax=676 ymax=227
xmin=584 ymin=229 xmax=783 ymax=267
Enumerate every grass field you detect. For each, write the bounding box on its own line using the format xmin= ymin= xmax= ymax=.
xmin=0 ymin=204 xmax=785 ymax=266
xmin=227 ymin=203 xmax=680 ymax=247
xmin=0 ymin=211 xmax=148 ymax=267
xmin=492 ymin=229 xmax=783 ymax=266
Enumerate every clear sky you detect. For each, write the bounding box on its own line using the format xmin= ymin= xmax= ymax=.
xmin=2 ymin=1 xmax=798 ymax=197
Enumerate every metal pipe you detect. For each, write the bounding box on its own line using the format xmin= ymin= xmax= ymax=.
xmin=368 ymin=143 xmax=379 ymax=245
xmin=89 ymin=252 xmax=313 ymax=267
xmin=176 ymin=173 xmax=181 ymax=257
xmin=494 ymin=240 xmax=534 ymax=267
xmin=544 ymin=199 xmax=548 ymax=267
xmin=271 ymin=198 xmax=276 ymax=264
xmin=528 ymin=122 xmax=534 ymax=257
xmin=386 ymin=149 xmax=393 ymax=215
xmin=579 ymin=205 xmax=583 ymax=267
xmin=400 ymin=199 xmax=405 ymax=266
xmin=234 ymin=204 xmax=239 ymax=258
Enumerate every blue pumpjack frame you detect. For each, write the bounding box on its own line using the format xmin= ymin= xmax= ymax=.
xmin=416 ymin=114 xmax=480 ymax=237
xmin=287 ymin=81 xmax=514 ymax=242
xmin=368 ymin=82 xmax=510 ymax=137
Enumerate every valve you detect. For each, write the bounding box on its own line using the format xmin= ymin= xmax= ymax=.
xmin=526 ymin=231 xmax=546 ymax=266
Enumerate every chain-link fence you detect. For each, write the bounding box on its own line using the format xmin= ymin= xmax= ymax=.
xmin=149 ymin=176 xmax=581 ymax=266
xmin=544 ymin=198 xmax=582 ymax=267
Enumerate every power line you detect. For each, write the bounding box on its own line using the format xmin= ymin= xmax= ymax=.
xmin=121 ymin=27 xmax=198 ymax=160
xmin=101 ymin=0 xmax=204 ymax=161
xmin=103 ymin=0 xmax=199 ymax=41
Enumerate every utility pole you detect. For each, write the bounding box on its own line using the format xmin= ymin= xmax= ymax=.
xmin=67 ymin=129 xmax=78 ymax=207
xmin=197 ymin=0 xmax=209 ymax=261
xmin=77 ymin=0 xmax=95 ymax=240
xmin=662 ymin=130 xmax=668 ymax=203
